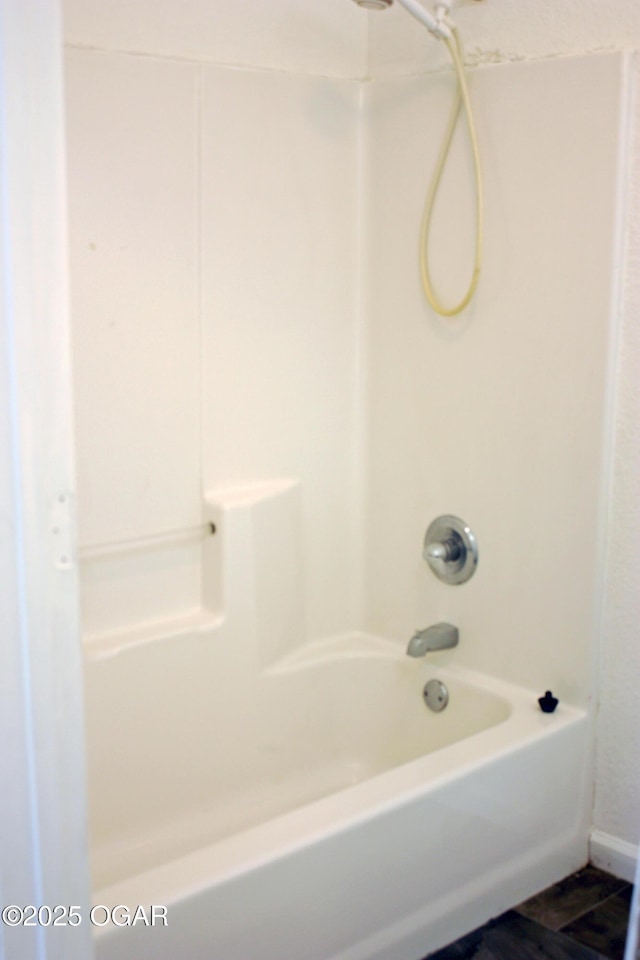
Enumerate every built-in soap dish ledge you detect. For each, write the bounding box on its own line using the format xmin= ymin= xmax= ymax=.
xmin=84 ymin=609 xmax=223 ymax=661
xmin=81 ymin=479 xmax=302 ymax=660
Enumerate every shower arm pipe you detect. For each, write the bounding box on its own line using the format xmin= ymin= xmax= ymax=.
xmin=396 ymin=0 xmax=453 ymax=38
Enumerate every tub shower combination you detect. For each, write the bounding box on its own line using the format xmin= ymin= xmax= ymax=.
xmin=85 ymin=489 xmax=589 ymax=960
xmin=76 ymin=2 xmax=612 ymax=958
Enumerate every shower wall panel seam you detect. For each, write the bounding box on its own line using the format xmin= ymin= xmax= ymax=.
xmin=62 ymin=41 xmax=368 ymax=82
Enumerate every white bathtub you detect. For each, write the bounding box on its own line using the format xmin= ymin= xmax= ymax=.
xmin=86 ymin=632 xmax=590 ymax=960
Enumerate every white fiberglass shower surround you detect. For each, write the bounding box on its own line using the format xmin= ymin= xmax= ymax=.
xmin=64 ymin=0 xmax=630 ymax=955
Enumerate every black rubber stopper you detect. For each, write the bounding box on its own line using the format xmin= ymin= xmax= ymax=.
xmin=538 ymin=690 xmax=559 ymax=713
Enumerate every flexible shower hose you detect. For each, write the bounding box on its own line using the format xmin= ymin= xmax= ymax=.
xmin=420 ymin=27 xmax=483 ymax=317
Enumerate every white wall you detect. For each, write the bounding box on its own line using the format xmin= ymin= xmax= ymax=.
xmin=199 ymin=65 xmax=362 ymax=639
xmin=64 ymin=3 xmax=364 ymax=646
xmin=63 ymin=0 xmax=367 ymax=78
xmin=367 ymin=0 xmax=640 ymax=76
xmin=362 ymin=51 xmax=626 ymax=704
xmin=67 ymin=50 xmax=201 ymax=549
xmin=367 ymin=0 xmax=640 ymax=870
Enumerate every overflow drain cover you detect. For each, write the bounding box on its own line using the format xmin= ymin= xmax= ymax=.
xmin=423 ymin=679 xmax=449 ymax=713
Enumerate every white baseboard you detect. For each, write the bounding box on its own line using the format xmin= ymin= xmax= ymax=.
xmin=590 ymin=829 xmax=639 ymax=882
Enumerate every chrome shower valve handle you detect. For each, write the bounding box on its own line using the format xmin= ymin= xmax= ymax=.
xmin=424 ymin=537 xmax=462 ymax=563
xmin=423 ymin=515 xmax=478 ymax=585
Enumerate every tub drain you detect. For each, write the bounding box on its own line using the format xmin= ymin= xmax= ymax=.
xmin=423 ymin=679 xmax=449 ymax=712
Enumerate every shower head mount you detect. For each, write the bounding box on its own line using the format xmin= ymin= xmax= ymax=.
xmin=352 ymin=0 xmax=453 ymax=40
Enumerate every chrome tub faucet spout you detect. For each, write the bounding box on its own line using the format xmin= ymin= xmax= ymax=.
xmin=407 ymin=622 xmax=459 ymax=657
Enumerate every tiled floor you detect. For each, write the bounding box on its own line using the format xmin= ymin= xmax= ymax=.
xmin=426 ymin=866 xmax=634 ymax=960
